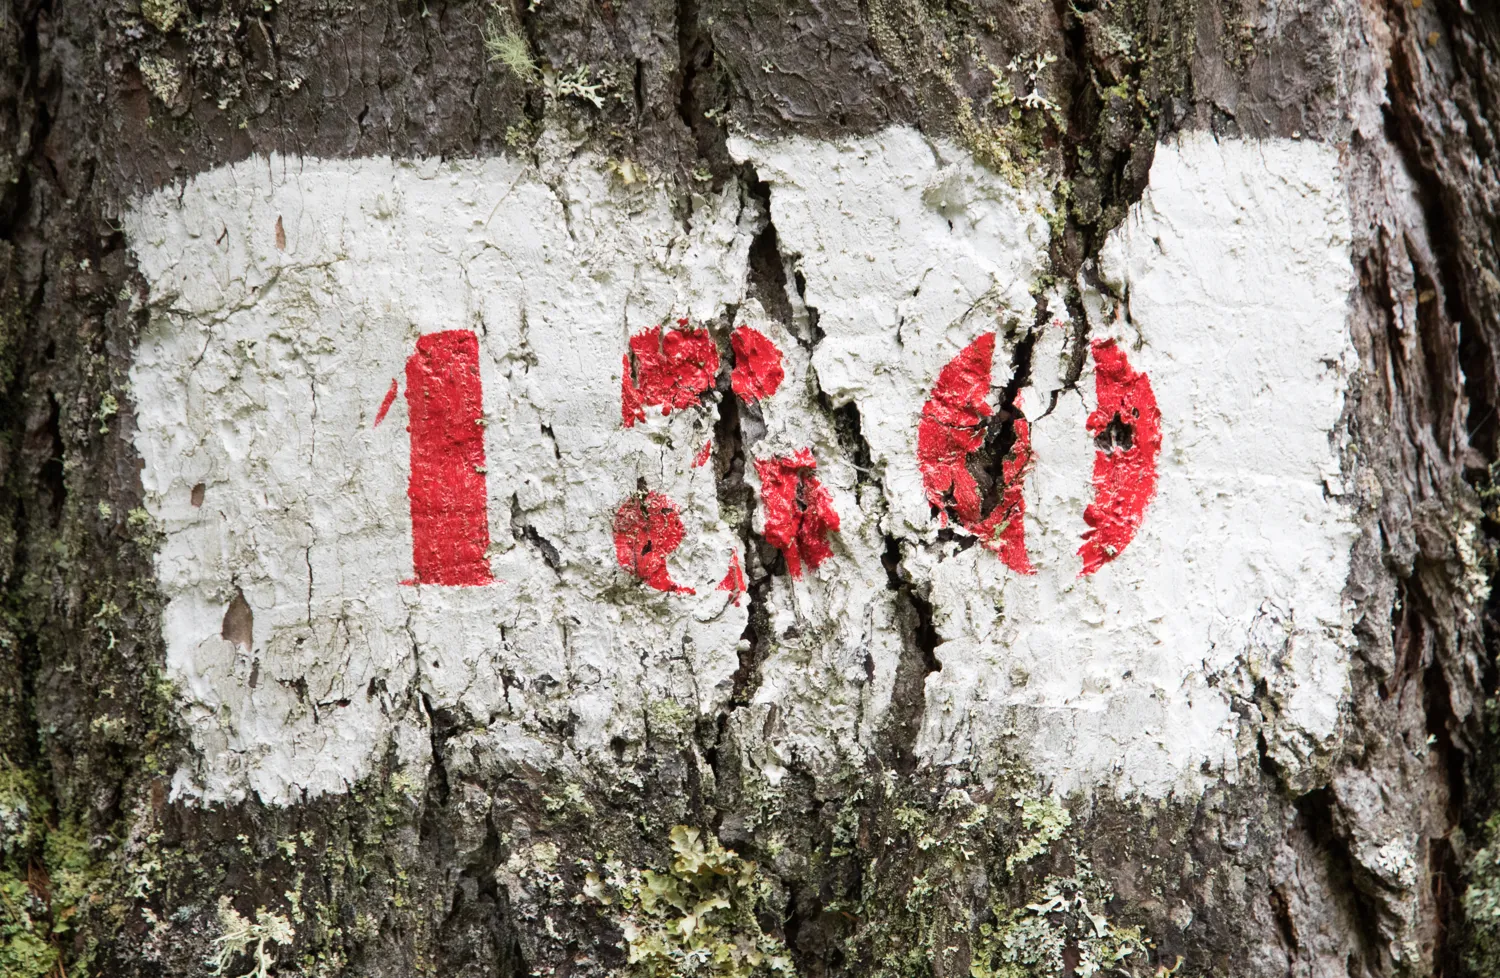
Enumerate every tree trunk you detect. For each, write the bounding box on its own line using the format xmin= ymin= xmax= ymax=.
xmin=2 ymin=1 xmax=1500 ymax=976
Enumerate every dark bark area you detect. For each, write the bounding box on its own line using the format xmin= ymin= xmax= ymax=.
xmin=0 ymin=1 xmax=1498 ymax=977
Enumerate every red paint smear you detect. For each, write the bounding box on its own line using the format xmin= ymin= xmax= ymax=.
xmin=405 ymin=331 xmax=494 ymax=586
xmin=693 ymin=441 xmax=713 ymax=468
xmin=621 ymin=323 xmax=720 ymax=427
xmin=1078 ymin=338 xmax=1161 ymax=575
xmin=916 ymin=333 xmax=1034 ymax=574
xmin=373 ymin=378 xmax=399 ymax=428
xmin=717 ymin=551 xmax=747 ymax=604
xmin=730 ymin=326 xmax=785 ymax=403
xmin=614 ymin=491 xmax=695 ymax=594
xmin=755 ymin=449 xmax=840 ymax=577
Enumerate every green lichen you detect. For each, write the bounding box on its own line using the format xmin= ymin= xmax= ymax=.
xmin=1005 ymin=793 xmax=1071 ymax=872
xmin=96 ymin=391 xmax=118 ymax=434
xmin=483 ymin=12 xmax=539 ymax=85
xmin=138 ymin=53 xmax=183 ymax=105
xmin=647 ymin=698 xmax=696 ymax=737
xmin=0 ymin=765 xmax=44 ymax=856
xmin=0 ymin=764 xmax=56 ymax=978
xmin=208 ymin=895 xmax=296 ymax=978
xmin=586 ymin=825 xmax=796 ymax=978
xmin=0 ymin=766 xmax=107 ymax=978
xmin=1463 ymin=810 xmax=1500 ymax=972
xmin=971 ymin=863 xmax=1150 ymax=978
xmin=824 ymin=775 xmax=1165 ymax=978
xmin=140 ymin=0 xmax=184 ymax=33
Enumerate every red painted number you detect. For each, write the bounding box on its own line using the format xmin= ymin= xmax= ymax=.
xmin=917 ymin=332 xmax=1035 ymax=574
xmin=918 ymin=333 xmax=1159 ymax=575
xmin=403 ymin=330 xmax=494 ymax=586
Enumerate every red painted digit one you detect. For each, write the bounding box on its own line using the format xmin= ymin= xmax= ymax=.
xmin=917 ymin=333 xmax=1034 ymax=574
xmin=405 ymin=330 xmax=494 ymax=586
xmin=1079 ymin=339 xmax=1161 ymax=574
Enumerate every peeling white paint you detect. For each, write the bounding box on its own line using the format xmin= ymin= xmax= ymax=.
xmin=126 ymin=128 xmax=1358 ymax=804
xmin=127 ymin=152 xmax=755 ymax=803
xmin=738 ymin=131 xmax=1358 ymax=797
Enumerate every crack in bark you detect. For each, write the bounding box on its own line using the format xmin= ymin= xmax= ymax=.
xmin=510 ymin=493 xmax=563 ymax=575
xmin=714 ymin=180 xmax=779 ymax=710
xmin=1382 ymin=3 xmax=1499 ymax=462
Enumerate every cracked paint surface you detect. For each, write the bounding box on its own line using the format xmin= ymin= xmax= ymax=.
xmin=126 ymin=152 xmax=753 ymax=803
xmin=740 ymin=130 xmax=1358 ymax=797
xmin=127 ymin=128 xmax=1359 ymax=803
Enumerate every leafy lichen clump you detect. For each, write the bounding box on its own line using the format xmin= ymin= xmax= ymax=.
xmin=1464 ymin=808 xmax=1500 ymax=971
xmin=971 ymin=864 xmax=1151 ymax=978
xmin=1006 ymin=792 xmax=1072 ymax=872
xmin=819 ymin=775 xmax=1165 ymax=978
xmin=586 ymin=825 xmax=796 ymax=978
xmin=208 ymin=895 xmax=296 ymax=978
xmin=140 ymin=0 xmax=183 ymax=33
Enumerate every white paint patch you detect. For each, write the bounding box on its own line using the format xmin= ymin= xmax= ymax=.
xmin=127 ymin=128 xmax=1357 ymax=804
xmin=740 ymin=132 xmax=1358 ymax=797
xmin=127 ymin=153 xmax=755 ymax=803
xmin=721 ymin=128 xmax=1055 ymax=783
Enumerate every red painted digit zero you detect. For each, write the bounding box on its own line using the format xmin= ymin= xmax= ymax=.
xmin=755 ymin=449 xmax=840 ymax=577
xmin=405 ymin=330 xmax=494 ymax=586
xmin=1079 ymin=339 xmax=1161 ymax=575
xmin=916 ymin=332 xmax=1034 ymax=574
xmin=614 ymin=492 xmax=695 ymax=594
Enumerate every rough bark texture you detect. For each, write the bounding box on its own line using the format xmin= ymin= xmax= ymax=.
xmin=0 ymin=2 xmax=1499 ymax=978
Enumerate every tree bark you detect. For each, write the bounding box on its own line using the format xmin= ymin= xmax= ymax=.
xmin=1 ymin=1 xmax=1499 ymax=977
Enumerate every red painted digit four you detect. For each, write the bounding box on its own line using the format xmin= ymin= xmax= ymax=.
xmin=615 ymin=318 xmax=837 ymax=592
